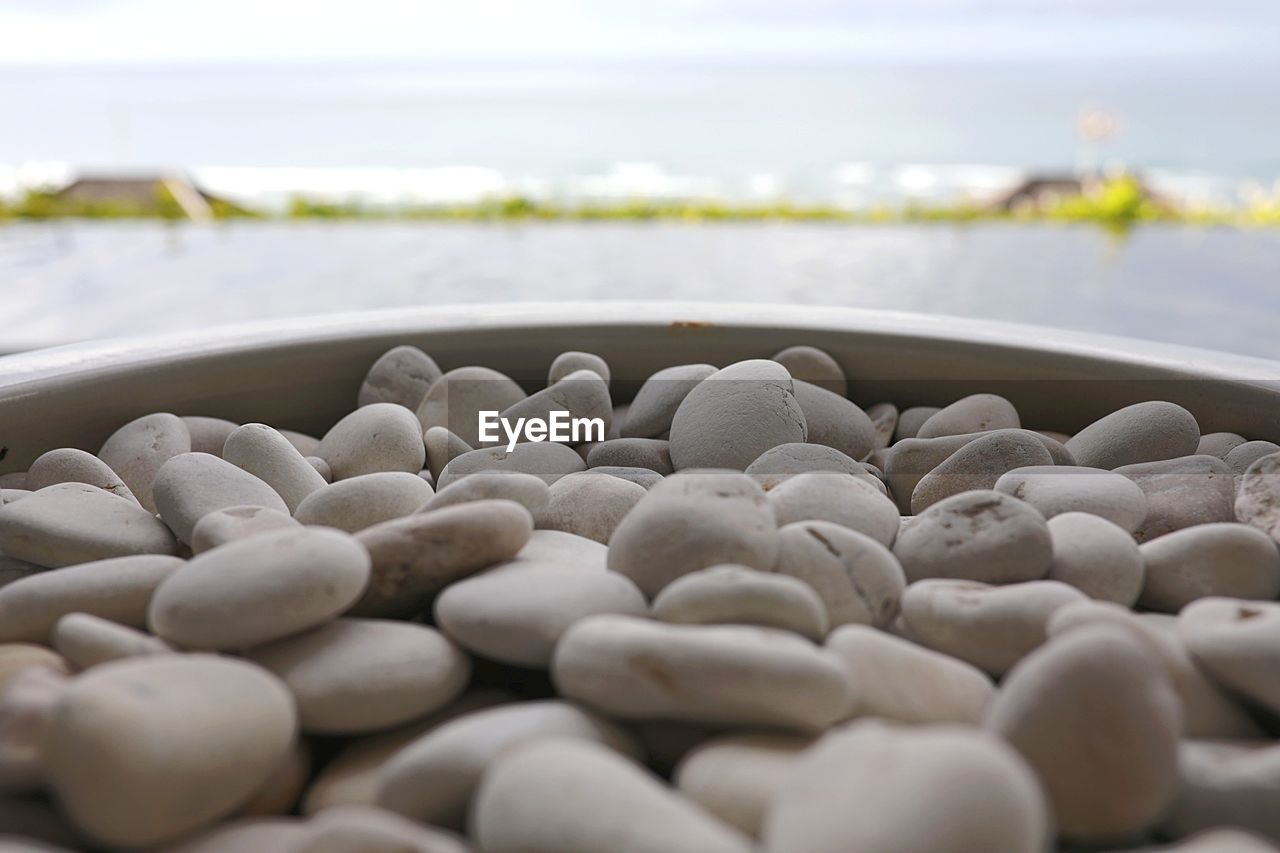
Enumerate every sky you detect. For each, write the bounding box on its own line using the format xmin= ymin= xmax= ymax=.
xmin=1 ymin=0 xmax=1277 ymax=66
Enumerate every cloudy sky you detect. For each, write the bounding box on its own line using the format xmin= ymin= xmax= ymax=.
xmin=0 ymin=0 xmax=1275 ymax=65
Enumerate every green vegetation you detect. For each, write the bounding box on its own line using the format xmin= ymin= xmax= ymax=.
xmin=3 ymin=176 xmax=1278 ymax=230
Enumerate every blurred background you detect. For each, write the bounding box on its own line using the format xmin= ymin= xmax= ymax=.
xmin=1 ymin=1 xmax=1278 ymax=355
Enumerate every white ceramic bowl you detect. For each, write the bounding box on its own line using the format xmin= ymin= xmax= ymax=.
xmin=2 ymin=302 xmax=1279 ymax=475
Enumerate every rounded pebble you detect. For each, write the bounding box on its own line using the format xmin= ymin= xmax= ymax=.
xmin=294 ymin=472 xmax=434 ymax=533
xmin=1066 ymin=401 xmax=1201 ymax=470
xmin=1197 ymin=431 xmax=1248 ymax=460
xmin=1047 ymin=512 xmax=1145 ymax=605
xmin=769 ymin=345 xmax=846 ymax=396
xmin=181 ymin=416 xmax=239 ymax=457
xmin=767 ymin=471 xmax=899 ymax=546
xmin=916 ymin=393 xmax=1021 ymax=439
xmin=1139 ymin=522 xmax=1280 ymax=612
xmin=419 ymin=468 xmax=549 ymax=516
xmin=415 ymin=366 xmax=527 ymax=448
xmin=791 ymin=380 xmax=876 ymax=462
xmin=622 ymin=363 xmax=718 ymax=438
xmin=498 ymin=369 xmax=612 ymax=445
xmin=357 ymin=345 xmax=442 ymax=410
xmin=222 ymin=423 xmax=327 ymax=513
xmin=52 ymin=612 xmax=171 ymax=669
xmin=436 ymin=442 xmax=587 ymax=489
xmin=25 ymin=448 xmax=137 ymax=504
xmin=773 ymin=521 xmax=905 ymax=629
xmin=535 ymin=471 xmax=645 ymax=543
xmin=585 ymin=437 xmax=672 ymax=473
xmin=652 ymin=564 xmax=829 ymax=639
xmin=0 ymin=484 xmax=179 ymax=568
xmin=190 ymin=505 xmax=301 ymax=554
xmin=97 ymin=412 xmax=192 ymax=513
xmin=1178 ymin=597 xmax=1280 ymax=716
xmin=911 ymin=429 xmax=1052 ymax=512
xmin=316 ymin=403 xmax=426 ymax=480
xmin=674 ymin=732 xmax=809 ymax=838
xmin=548 ymin=350 xmax=611 ymax=386
xmin=994 ymin=464 xmax=1149 ymax=531
xmin=152 ymin=452 xmax=289 ymax=544
xmin=1118 ymin=454 xmax=1236 ymax=541
xmin=745 ymin=441 xmax=872 ymax=491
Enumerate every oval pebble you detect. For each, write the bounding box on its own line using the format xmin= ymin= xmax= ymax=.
xmin=1235 ymin=452 xmax=1280 ymax=542
xmin=436 ymin=442 xmax=587 ymax=489
xmin=894 ymin=405 xmax=941 ymax=441
xmin=0 ymin=554 xmax=182 ymax=644
xmin=894 ymin=489 xmax=1052 ymax=584
xmin=294 ymin=472 xmax=434 ymax=533
xmin=423 ymin=426 xmax=471 ymax=481
xmin=1178 ymin=597 xmax=1280 ymax=716
xmin=52 ymin=612 xmax=171 ymax=669
xmin=25 ymin=448 xmax=137 ymax=504
xmin=415 ymin=366 xmax=527 ymax=448
xmin=1118 ymin=454 xmax=1236 ymax=542
xmin=916 ymin=393 xmax=1021 ymax=440
xmin=498 ymin=369 xmax=612 ymax=445
xmin=586 ymin=465 xmax=665 ymax=489
xmin=434 ymin=531 xmax=646 ymax=667
xmin=1047 ymin=512 xmax=1144 ymax=605
xmin=190 ymin=505 xmax=301 ymax=554
xmin=1161 ymin=740 xmax=1280 ymax=842
xmin=316 ymin=403 xmax=425 ymax=480
xmin=0 ymin=483 xmax=179 ymax=568
xmin=45 ymin=655 xmax=296 ymax=847
xmin=911 ymin=429 xmax=1052 ymax=513
xmin=792 ymin=380 xmax=875 ymax=462
xmin=1139 ymin=522 xmax=1280 ymax=612
xmin=152 ymin=452 xmax=289 ymax=544
xmin=548 ymin=350 xmax=611 ymax=386
xmin=247 ymin=618 xmax=469 ymax=735
xmin=474 ymin=737 xmax=751 ymax=853
xmin=149 ymin=527 xmax=370 ymax=650
xmin=357 ymin=345 xmax=442 ymax=410
xmin=607 ymin=470 xmax=778 ymax=598
xmin=994 ymin=464 xmax=1149 ymax=531
xmin=535 ymin=471 xmax=645 ymax=544
xmin=764 ymin=720 xmax=1050 ymax=853
xmin=181 ymin=416 xmax=239 ymax=457
xmin=825 ymin=623 xmax=995 ymax=724
xmin=585 ymin=438 xmax=672 ymax=474
xmin=773 ymin=521 xmax=905 ymax=629
xmin=674 ymin=732 xmax=809 ymax=838
xmin=553 ymin=614 xmax=851 ymax=732
xmin=652 ymin=564 xmax=829 ymax=640
xmin=1226 ymin=441 xmax=1280 ymax=479
xmin=745 ymin=442 xmax=873 ymax=491
xmin=770 ymin=345 xmax=846 ymax=396
xmin=986 ymin=622 xmax=1181 ymax=843
xmin=352 ymin=498 xmax=532 ymax=618
xmin=1066 ymin=400 xmax=1201 ymax=470
xmin=901 ymin=578 xmax=1087 ymax=676
xmin=222 ymin=423 xmax=327 ymax=513
xmin=668 ymin=360 xmax=807 ymax=471
xmin=378 ymin=699 xmax=642 ymax=828
xmin=767 ymin=471 xmax=899 ymax=546
xmin=98 ymin=412 xmax=192 ymax=513
xmin=1197 ymin=431 xmax=1248 ymax=460
xmin=419 ymin=469 xmax=549 ymax=515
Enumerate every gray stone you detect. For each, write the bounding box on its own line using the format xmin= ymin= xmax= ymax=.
xmin=917 ymin=393 xmax=1020 ymax=439
xmin=994 ymin=464 xmax=1149 ymax=531
xmin=773 ymin=521 xmax=905 ymax=630
xmin=1118 ymin=455 xmax=1235 ymax=542
xmin=98 ymin=412 xmax=192 ymax=513
xmin=770 ymin=345 xmax=846 ymax=396
xmin=894 ymin=489 xmax=1051 ymax=584
xmin=294 ymin=472 xmax=434 ymax=533
xmin=622 ymin=363 xmax=718 ymax=439
xmin=317 ymin=403 xmax=426 ymax=480
xmin=152 ymin=452 xmax=289 ymax=544
xmin=652 ymin=564 xmax=829 ymax=640
xmin=357 ymin=345 xmax=442 ymax=410
xmin=1066 ymin=401 xmax=1201 ymax=470
xmin=1047 ymin=512 xmax=1144 ymax=605
xmin=911 ymin=430 xmax=1052 ymax=513
xmin=1139 ymin=522 xmax=1280 ymax=612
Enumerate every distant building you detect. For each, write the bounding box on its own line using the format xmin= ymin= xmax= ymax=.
xmin=51 ymin=174 xmax=228 ymax=220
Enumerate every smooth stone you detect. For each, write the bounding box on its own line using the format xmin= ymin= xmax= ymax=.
xmin=994 ymin=464 xmax=1149 ymax=531
xmin=911 ymin=429 xmax=1052 ymax=513
xmin=25 ymin=448 xmax=137 ymax=504
xmin=622 ymin=363 xmax=719 ymax=438
xmin=52 ymin=612 xmax=171 ymax=669
xmin=424 ymin=426 xmax=472 ymax=480
xmin=190 ymin=505 xmax=301 ymax=554
xmin=47 ymin=656 xmax=296 ymax=847
xmin=866 ymin=401 xmax=898 ymax=449
xmin=1066 ymin=400 xmax=1201 ymax=470
xmin=357 ymin=345 xmax=442 ymax=409
xmin=764 ymin=720 xmax=1050 ymax=853
xmin=475 ymin=738 xmax=750 ymax=853
xmin=436 ymin=442 xmax=587 ymax=489
xmin=294 ymin=472 xmax=435 ymax=533
xmin=419 ymin=469 xmax=549 ymax=516
xmin=181 ymin=416 xmax=239 ymax=457
xmin=223 ymin=423 xmax=327 ymax=513
xmin=1197 ymin=431 xmax=1248 ymax=460
xmin=553 ymin=615 xmax=851 ymax=732
xmin=1140 ymin=523 xmax=1280 ymax=612
xmin=585 ymin=438 xmax=672 ymax=474
xmin=415 ymin=366 xmax=527 ymax=448
xmin=247 ymin=618 xmax=469 ymax=735
xmin=1047 ymin=512 xmax=1145 ymax=605
xmin=770 ymin=345 xmax=845 ymax=396
xmin=535 ymin=471 xmax=646 ymax=544
xmin=149 ymin=527 xmax=370 ymax=650
xmin=826 ymin=624 xmax=995 ymax=724
xmin=167 ymin=818 xmax=310 ymax=853
xmin=1048 ymin=600 xmax=1259 ymax=738
xmin=589 ymin=465 xmax=665 ymax=489
xmin=0 ymin=554 xmax=181 ymax=644
xmin=674 ymin=732 xmax=809 ymax=838
xmin=300 ymin=805 xmax=469 ymax=853
xmin=767 ymin=471 xmax=898 ymax=546
xmin=280 ymin=429 xmax=322 ymax=457
xmin=0 ymin=643 xmax=69 ymax=695
xmin=98 ymin=412 xmax=192 ymax=513
xmin=1118 ymin=455 xmax=1236 ymax=542
xmin=772 ymin=521 xmax=905 ymax=630
xmin=894 ymin=405 xmax=942 ymax=441
xmin=792 ymin=380 xmax=876 ymax=462
xmin=302 ymin=692 xmax=509 ymax=814
xmin=317 ymin=403 xmax=426 ymax=480
xmin=986 ymin=623 xmax=1181 ymax=843
xmin=901 ymin=579 xmax=1087 ymax=676
xmin=307 ymin=456 xmax=333 ymax=482
xmin=548 ymin=350 xmax=611 ymax=386
xmin=668 ymin=360 xmax=807 ymax=471
xmin=1227 ymin=441 xmax=1280 ymax=480
xmin=916 ymin=393 xmax=1021 ymax=439
xmin=1235 ymin=452 xmax=1280 ymax=542
xmin=352 ymin=499 xmax=532 ymax=618
xmin=499 ymin=369 xmax=612 ymax=445
xmin=0 ymin=484 xmax=179 ymax=569
xmin=1179 ymin=597 xmax=1280 ymax=715
xmin=745 ymin=442 xmax=880 ymax=492
xmin=1161 ymin=740 xmax=1280 ymax=842
xmin=894 ymin=489 xmax=1052 ymax=584
xmin=152 ymin=452 xmax=289 ymax=544
xmin=607 ymin=470 xmax=778 ymax=599
xmin=434 ymin=533 xmax=645 ymax=667
xmin=652 ymin=564 xmax=829 ymax=640
xmin=378 ymin=699 xmax=642 ymax=829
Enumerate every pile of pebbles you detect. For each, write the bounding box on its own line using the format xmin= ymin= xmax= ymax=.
xmin=3 ymin=343 xmax=1280 ymax=852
